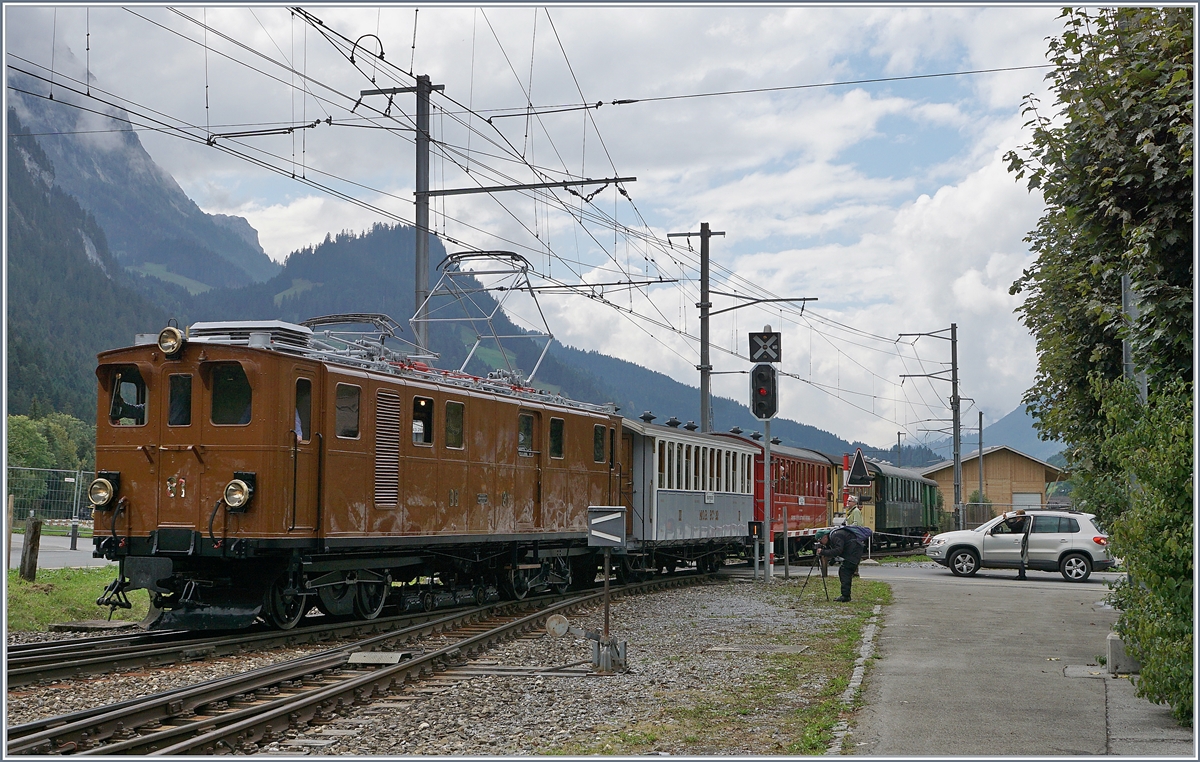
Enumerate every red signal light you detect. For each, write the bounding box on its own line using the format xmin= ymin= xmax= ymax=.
xmin=1093 ymin=536 xmax=1107 ymax=546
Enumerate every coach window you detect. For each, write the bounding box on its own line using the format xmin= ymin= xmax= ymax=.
xmin=109 ymin=366 xmax=147 ymax=426
xmin=549 ymin=417 xmax=564 ymax=458
xmin=666 ymin=443 xmax=674 ymax=489
xmin=412 ymin=396 xmax=433 ymax=445
xmin=518 ymin=413 xmax=535 ymax=456
xmin=594 ymin=425 xmax=606 ymax=463
xmin=676 ymin=444 xmax=686 ymax=492
xmin=295 ymin=379 xmax=312 ymax=442
xmin=167 ymin=374 xmax=191 ymax=427
xmin=715 ymin=450 xmax=723 ymax=492
xmin=684 ymin=445 xmax=692 ymax=490
xmin=211 ymin=363 xmax=252 ymax=425
xmin=657 ymin=441 xmax=666 ymax=488
xmin=335 ymin=384 xmax=361 ymax=438
xmin=446 ymin=401 xmax=465 ymax=449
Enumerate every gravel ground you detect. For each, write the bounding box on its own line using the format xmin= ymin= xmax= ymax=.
xmin=259 ymin=577 xmax=865 ymax=756
xmin=5 ymin=575 xmax=875 ymax=753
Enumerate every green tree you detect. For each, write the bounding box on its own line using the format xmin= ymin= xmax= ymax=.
xmin=7 ymin=415 xmax=54 ymax=470
xmin=1006 ymin=8 xmax=1193 ymax=723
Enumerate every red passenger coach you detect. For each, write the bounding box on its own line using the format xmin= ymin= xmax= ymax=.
xmin=713 ymin=435 xmax=835 ymax=560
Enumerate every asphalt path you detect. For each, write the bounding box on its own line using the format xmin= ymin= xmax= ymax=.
xmin=7 ymin=531 xmax=112 ymax=570
xmin=849 ymin=562 xmax=1193 ymax=756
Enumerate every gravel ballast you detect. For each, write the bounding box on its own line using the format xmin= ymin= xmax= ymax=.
xmin=6 ymin=573 xmax=882 ymax=754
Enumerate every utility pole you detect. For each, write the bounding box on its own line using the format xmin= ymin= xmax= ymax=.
xmin=361 ymin=79 xmax=633 ymax=355
xmin=899 ymin=323 xmax=962 ymax=528
xmin=667 ymin=224 xmax=724 ymax=432
xmin=414 ymin=74 xmax=433 ymax=353
xmin=951 ymin=323 xmax=962 ymax=529
xmin=978 ymin=411 xmax=984 ymax=507
xmin=896 ymin=432 xmax=902 ymax=467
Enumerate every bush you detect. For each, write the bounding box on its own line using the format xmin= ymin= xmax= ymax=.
xmin=1097 ymin=378 xmax=1193 ymax=725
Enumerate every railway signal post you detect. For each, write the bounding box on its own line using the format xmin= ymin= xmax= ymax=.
xmin=750 ymin=328 xmax=781 ymax=580
xmin=588 ymin=506 xmax=627 ymax=673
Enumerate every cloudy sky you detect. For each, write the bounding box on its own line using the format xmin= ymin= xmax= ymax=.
xmin=5 ymin=4 xmax=1066 ymax=450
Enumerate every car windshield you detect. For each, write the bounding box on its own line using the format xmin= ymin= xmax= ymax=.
xmin=972 ymin=516 xmax=1004 ymax=533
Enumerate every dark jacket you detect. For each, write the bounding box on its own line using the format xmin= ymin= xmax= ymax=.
xmin=820 ymin=526 xmax=864 ymax=565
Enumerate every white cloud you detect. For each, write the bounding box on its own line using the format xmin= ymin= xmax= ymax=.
xmin=4 ymin=5 xmax=1065 ymax=446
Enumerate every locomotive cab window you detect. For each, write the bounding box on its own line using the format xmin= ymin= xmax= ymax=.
xmin=518 ymin=414 xmax=535 ymax=456
xmin=445 ymin=401 xmax=465 ymax=449
xmin=167 ymin=374 xmax=191 ymax=427
xmin=295 ymin=379 xmax=312 ymax=442
xmin=335 ymin=384 xmax=360 ymax=438
xmin=412 ymin=396 xmax=433 ymax=445
xmin=211 ymin=363 xmax=252 ymax=425
xmin=549 ymin=417 xmax=564 ymax=459
xmin=594 ymin=425 xmax=605 ymax=463
xmin=109 ymin=366 xmax=147 ymax=426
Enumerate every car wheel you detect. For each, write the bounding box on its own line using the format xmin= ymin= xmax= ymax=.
xmin=949 ymin=548 xmax=979 ymax=577
xmin=1060 ymin=552 xmax=1092 ymax=582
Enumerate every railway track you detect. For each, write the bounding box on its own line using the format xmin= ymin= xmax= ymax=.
xmin=6 ymin=606 xmax=481 ymax=688
xmin=7 ymin=572 xmax=706 ymax=756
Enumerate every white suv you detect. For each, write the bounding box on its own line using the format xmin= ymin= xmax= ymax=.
xmin=926 ymin=510 xmax=1114 ymax=582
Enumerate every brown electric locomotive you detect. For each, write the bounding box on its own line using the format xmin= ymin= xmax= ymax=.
xmin=89 ymin=316 xmax=621 ymax=629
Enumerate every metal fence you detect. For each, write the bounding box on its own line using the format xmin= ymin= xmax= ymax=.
xmin=942 ymin=502 xmax=1065 ymax=532
xmin=7 ymin=467 xmax=95 ymax=523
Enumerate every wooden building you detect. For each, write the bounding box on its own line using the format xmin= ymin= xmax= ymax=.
xmin=920 ymin=445 xmax=1065 ymax=518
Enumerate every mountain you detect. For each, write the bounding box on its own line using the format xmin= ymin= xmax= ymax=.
xmin=181 ymin=223 xmax=877 ymax=456
xmin=932 ymin=404 xmax=1063 ymax=463
xmin=7 ymin=62 xmax=280 ymax=295
xmin=6 ymin=109 xmax=170 ymax=417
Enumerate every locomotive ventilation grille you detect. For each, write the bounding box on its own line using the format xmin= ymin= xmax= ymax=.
xmin=188 ymin=320 xmax=314 ymax=350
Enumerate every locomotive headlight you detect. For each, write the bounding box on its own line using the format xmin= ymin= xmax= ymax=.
xmin=88 ymin=478 xmax=115 ymax=507
xmin=157 ymin=326 xmax=185 ymax=355
xmin=223 ymin=479 xmax=253 ymax=509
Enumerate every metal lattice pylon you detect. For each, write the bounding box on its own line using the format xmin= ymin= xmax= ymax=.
xmin=411 ymin=251 xmax=554 ymax=385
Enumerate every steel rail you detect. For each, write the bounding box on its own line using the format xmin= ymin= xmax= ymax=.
xmin=6 ymin=605 xmax=485 ymax=687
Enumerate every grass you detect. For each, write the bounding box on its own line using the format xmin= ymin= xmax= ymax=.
xmin=7 ymin=567 xmax=150 ymax=631
xmin=550 ymin=579 xmax=892 ymax=756
xmin=273 ymin=278 xmax=321 ymax=307
xmin=10 ymin=525 xmax=94 ymax=538
xmin=127 ymin=262 xmax=212 ymax=295
xmin=870 ymin=554 xmax=931 ymax=564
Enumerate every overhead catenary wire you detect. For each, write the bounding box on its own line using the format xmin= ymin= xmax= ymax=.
xmin=22 ymin=8 xmax=976 ymax=439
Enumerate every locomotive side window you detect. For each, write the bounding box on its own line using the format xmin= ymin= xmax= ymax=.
xmin=412 ymin=396 xmax=433 ymax=445
xmin=335 ymin=384 xmax=360 ymax=438
xmin=609 ymin=427 xmax=615 ymax=467
xmin=445 ymin=401 xmax=465 ymax=449
xmin=518 ymin=414 xmax=534 ymax=456
xmin=211 ymin=363 xmax=252 ymax=425
xmin=295 ymin=379 xmax=312 ymax=442
xmin=109 ymin=366 xmax=147 ymax=426
xmin=594 ymin=425 xmax=605 ymax=463
xmin=549 ymin=418 xmax=564 ymax=458
xmin=168 ymin=374 xmax=191 ymax=427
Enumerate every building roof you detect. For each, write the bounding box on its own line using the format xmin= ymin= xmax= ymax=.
xmin=919 ymin=444 xmax=1065 ymax=481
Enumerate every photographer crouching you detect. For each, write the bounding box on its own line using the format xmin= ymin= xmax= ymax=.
xmin=816 ymin=525 xmax=865 ymax=602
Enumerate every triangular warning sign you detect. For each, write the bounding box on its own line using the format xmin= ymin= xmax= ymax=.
xmin=846 ymin=448 xmax=872 ymax=487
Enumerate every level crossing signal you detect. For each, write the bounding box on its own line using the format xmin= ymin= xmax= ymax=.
xmin=750 ymin=363 xmax=778 ymax=420
xmin=749 ymin=331 xmax=781 ymax=363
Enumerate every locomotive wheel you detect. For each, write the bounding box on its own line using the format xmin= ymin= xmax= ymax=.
xmin=504 ymin=569 xmax=530 ymax=600
xmin=317 ymin=582 xmax=355 ymax=617
xmin=264 ymin=580 xmax=306 ymax=630
xmin=551 ymin=558 xmax=572 ymax=595
xmin=353 ymin=575 xmax=390 ymax=620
